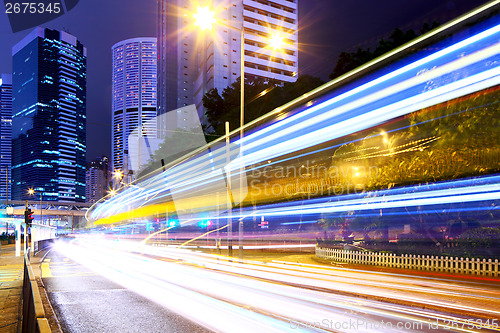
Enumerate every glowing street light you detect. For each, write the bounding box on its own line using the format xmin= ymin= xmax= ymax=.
xmin=112 ymin=169 xmax=126 ymax=191
xmin=113 ymin=169 xmax=124 ymax=179
xmin=269 ymin=33 xmax=285 ymax=50
xmin=193 ymin=6 xmax=217 ymax=31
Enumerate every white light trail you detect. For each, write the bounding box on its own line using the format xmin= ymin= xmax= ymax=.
xmin=53 ymin=239 xmax=500 ymax=332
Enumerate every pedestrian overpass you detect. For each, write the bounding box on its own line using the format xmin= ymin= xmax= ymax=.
xmin=0 ymin=200 xmax=92 ymax=256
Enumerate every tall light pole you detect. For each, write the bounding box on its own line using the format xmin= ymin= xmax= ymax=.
xmin=112 ymin=169 xmax=125 ymax=191
xmin=193 ymin=6 xmax=285 ymax=258
xmin=4 ymin=167 xmax=8 ymax=234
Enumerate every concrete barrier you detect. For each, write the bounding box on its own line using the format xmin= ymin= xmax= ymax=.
xmin=22 ymin=252 xmax=52 ymax=333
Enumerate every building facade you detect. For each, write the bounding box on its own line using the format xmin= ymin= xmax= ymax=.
xmin=157 ymin=0 xmax=198 ymax=136
xmin=111 ymin=37 xmax=157 ymax=173
xmin=11 ymin=28 xmax=87 ymax=202
xmin=85 ymin=156 xmax=109 ymax=204
xmin=85 ymin=167 xmax=105 ymax=204
xmin=0 ymin=74 xmax=12 ymax=202
xmin=157 ymin=0 xmax=298 ymax=121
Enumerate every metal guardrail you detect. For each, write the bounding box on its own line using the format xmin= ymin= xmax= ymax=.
xmin=22 ymin=250 xmax=52 ymax=333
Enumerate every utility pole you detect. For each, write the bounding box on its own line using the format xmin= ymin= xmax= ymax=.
xmin=225 ymin=122 xmax=232 ymax=257
xmin=5 ymin=168 xmax=8 ymax=234
xmin=40 ymin=192 xmax=43 ymax=225
xmin=24 ymin=200 xmax=28 ymax=255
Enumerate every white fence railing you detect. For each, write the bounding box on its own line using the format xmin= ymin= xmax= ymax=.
xmin=316 ymin=246 xmax=499 ymax=277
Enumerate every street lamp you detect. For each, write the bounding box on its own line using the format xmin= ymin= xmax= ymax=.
xmin=193 ymin=6 xmax=286 ymax=259
xmin=269 ymin=33 xmax=286 ymax=50
xmin=112 ymin=169 xmax=125 ymax=191
xmin=193 ymin=6 xmax=216 ymax=31
xmin=113 ymin=169 xmax=124 ymax=181
xmin=27 ymin=188 xmax=43 ymax=225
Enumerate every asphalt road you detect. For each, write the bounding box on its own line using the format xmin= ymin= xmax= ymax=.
xmin=41 ymin=239 xmax=500 ymax=333
xmin=42 ymin=248 xmax=212 ymax=333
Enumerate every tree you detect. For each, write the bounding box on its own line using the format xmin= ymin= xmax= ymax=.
xmin=202 ymin=75 xmax=325 ymax=138
xmin=319 ymin=211 xmax=355 ymax=242
xmin=329 ymin=48 xmax=372 ymax=80
xmin=329 ymin=22 xmax=439 ymax=80
xmin=458 ymin=227 xmax=500 ymax=258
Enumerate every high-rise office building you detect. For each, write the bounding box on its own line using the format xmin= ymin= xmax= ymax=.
xmin=11 ymin=28 xmax=87 ymax=202
xmin=85 ymin=157 xmax=109 ymax=204
xmin=85 ymin=167 xmax=105 ymax=204
xmin=0 ymin=74 xmax=12 ymax=202
xmin=157 ymin=0 xmax=199 ymax=136
xmin=111 ymin=38 xmax=157 ymax=174
xmin=157 ymin=0 xmax=298 ymax=119
xmin=157 ymin=0 xmax=192 ymax=114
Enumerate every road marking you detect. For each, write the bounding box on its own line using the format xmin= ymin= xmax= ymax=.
xmin=0 ymin=265 xmax=23 ymax=282
xmin=41 ymin=262 xmax=52 ymax=278
xmin=41 ymin=260 xmax=96 ymax=278
xmin=43 ymin=272 xmax=97 ymax=278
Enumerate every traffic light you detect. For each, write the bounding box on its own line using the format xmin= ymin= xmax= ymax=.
xmin=24 ymin=208 xmax=34 ymax=227
xmin=198 ymin=219 xmax=212 ymax=228
xmin=153 ymin=218 xmax=160 ymax=231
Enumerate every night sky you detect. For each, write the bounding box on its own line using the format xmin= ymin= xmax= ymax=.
xmin=0 ymin=0 xmax=490 ymax=162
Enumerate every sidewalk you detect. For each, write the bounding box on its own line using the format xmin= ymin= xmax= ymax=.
xmin=0 ymin=244 xmax=23 ymax=333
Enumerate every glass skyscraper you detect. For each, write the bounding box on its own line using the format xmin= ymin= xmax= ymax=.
xmin=0 ymin=74 xmax=12 ymax=201
xmin=11 ymin=27 xmax=87 ymax=202
xmin=111 ymin=37 xmax=157 ymax=174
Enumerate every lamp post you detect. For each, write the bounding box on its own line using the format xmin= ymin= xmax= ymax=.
xmin=27 ymin=188 xmax=43 ymax=225
xmin=193 ymin=6 xmax=285 ymax=259
xmin=112 ymin=169 xmax=125 ymax=193
xmin=4 ymin=167 xmax=8 ymax=234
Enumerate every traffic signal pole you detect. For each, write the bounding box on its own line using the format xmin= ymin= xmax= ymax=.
xmin=24 ymin=201 xmax=34 ymax=256
xmin=24 ymin=201 xmax=28 ymax=255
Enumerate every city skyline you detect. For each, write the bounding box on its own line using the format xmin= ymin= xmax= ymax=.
xmin=0 ymin=3 xmax=498 ymax=331
xmin=0 ymin=0 xmax=490 ymax=162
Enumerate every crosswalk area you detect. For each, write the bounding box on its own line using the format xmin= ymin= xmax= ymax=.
xmin=41 ymin=258 xmax=96 ymax=278
xmin=0 ymin=264 xmax=23 ymax=283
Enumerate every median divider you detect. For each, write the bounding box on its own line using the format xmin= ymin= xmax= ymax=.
xmin=22 ymin=250 xmax=52 ymax=333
